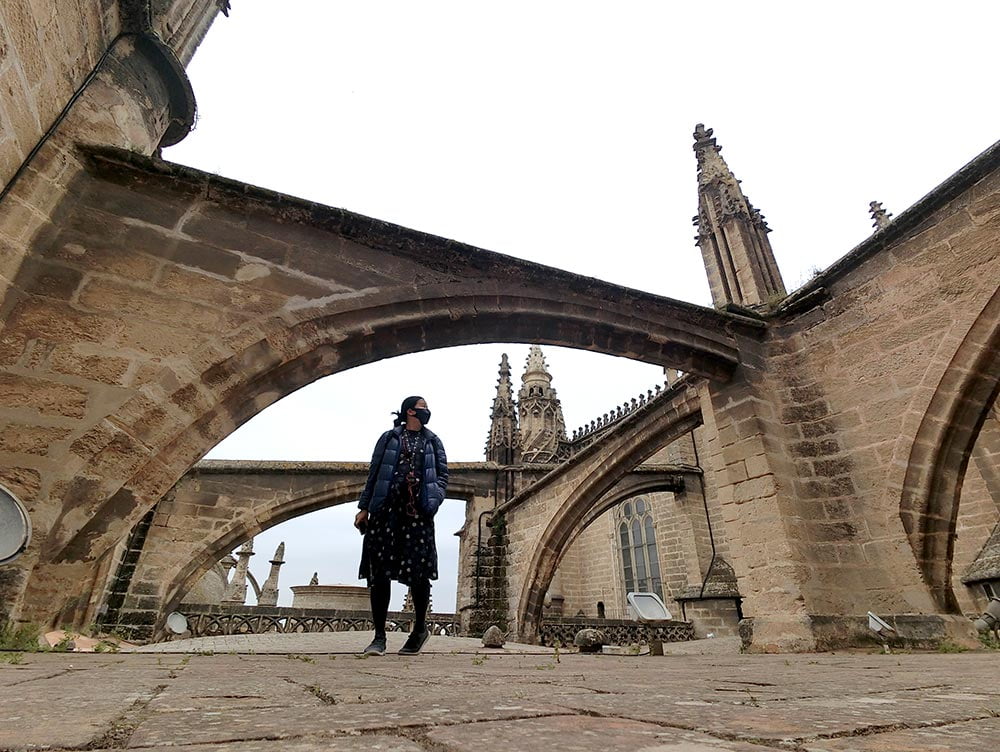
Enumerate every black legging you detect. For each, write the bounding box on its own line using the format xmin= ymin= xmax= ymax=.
xmin=370 ymin=576 xmax=431 ymax=637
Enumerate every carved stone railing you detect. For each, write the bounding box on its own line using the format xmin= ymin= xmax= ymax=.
xmin=570 ymin=382 xmax=669 ymax=447
xmin=539 ymin=616 xmax=695 ymax=648
xmin=174 ymin=603 xmax=459 ymax=640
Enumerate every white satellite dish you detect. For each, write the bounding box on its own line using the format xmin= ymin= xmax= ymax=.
xmin=165 ymin=612 xmax=189 ymax=635
xmin=0 ymin=484 xmax=31 ymax=566
xmin=867 ymin=611 xmax=895 ymax=635
xmin=627 ymin=592 xmax=673 ymax=622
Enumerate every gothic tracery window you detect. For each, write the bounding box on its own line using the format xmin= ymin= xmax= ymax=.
xmin=616 ymin=497 xmax=663 ymax=599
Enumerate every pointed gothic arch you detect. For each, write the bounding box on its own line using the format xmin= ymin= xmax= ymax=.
xmin=899 ymin=285 xmax=1000 ymax=611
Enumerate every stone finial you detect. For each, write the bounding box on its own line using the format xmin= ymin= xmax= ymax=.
xmin=693 ymin=123 xmax=718 ymax=153
xmin=309 ymin=572 xmax=319 ymax=586
xmin=869 ymin=201 xmax=893 ymax=231
xmin=222 ymin=537 xmax=255 ymax=604
xmin=257 ymin=541 xmax=286 ymax=607
xmin=522 ymin=346 xmax=552 ymax=383
xmin=692 ymin=123 xmax=733 ymax=188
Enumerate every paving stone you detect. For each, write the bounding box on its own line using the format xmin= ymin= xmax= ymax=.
xmin=0 ymin=655 xmax=180 ymax=749
xmin=94 ymin=739 xmax=423 ymax=752
xmin=2 ymin=651 xmax=1000 ymax=751
xmin=802 ymin=715 xmax=1000 ymax=751
xmin=427 ymin=714 xmax=776 ymax=751
xmin=131 ymin=631 xmax=551 ymax=654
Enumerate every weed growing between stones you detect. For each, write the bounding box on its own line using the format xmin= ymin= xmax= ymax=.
xmin=0 ymin=652 xmax=24 ymax=664
xmin=287 ymin=653 xmax=315 ymax=663
xmin=978 ymin=632 xmax=1000 ymax=650
xmin=937 ymin=639 xmax=968 ymax=653
xmin=306 ymin=684 xmax=337 ymax=704
xmin=0 ymin=621 xmax=41 ymax=651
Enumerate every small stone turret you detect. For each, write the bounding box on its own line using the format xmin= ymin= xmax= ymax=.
xmin=222 ymin=538 xmax=254 ymax=604
xmin=257 ymin=541 xmax=285 ymax=606
xmin=692 ymin=124 xmax=786 ymax=310
xmin=485 ymin=353 xmax=520 ymax=464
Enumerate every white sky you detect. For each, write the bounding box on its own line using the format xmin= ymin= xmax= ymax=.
xmin=164 ymin=1 xmax=1000 ymax=610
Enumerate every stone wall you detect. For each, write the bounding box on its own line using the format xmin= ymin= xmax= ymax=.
xmin=554 ymin=507 xmax=617 ymax=619
xmin=759 ymin=156 xmax=1000 ymax=623
xmin=0 ymin=0 xmax=221 ymax=625
xmin=0 ymin=0 xmax=118 ymax=188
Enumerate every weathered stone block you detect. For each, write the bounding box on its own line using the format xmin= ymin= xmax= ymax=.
xmin=0 ymin=372 xmax=89 ymax=417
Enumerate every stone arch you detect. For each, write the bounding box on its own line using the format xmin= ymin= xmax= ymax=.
xmin=899 ymin=285 xmax=1000 ymax=611
xmin=16 ymin=152 xmax=763 ymax=626
xmin=49 ymin=290 xmax=742 ymax=566
xmin=578 ymin=473 xmax=692 ymax=531
xmin=508 ymin=384 xmax=703 ymax=640
xmin=159 ymin=476 xmax=481 ymax=621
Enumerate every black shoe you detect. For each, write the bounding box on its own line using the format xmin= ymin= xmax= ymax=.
xmin=398 ymin=630 xmax=429 ymax=655
xmin=363 ymin=636 xmax=386 ymax=656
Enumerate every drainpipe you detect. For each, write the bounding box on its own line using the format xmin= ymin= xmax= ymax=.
xmin=692 ymin=436 xmax=718 ymax=599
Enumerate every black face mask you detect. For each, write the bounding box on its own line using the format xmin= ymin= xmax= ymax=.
xmin=412 ymin=408 xmax=431 ymax=425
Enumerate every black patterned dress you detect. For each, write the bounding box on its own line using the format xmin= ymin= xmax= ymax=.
xmin=358 ymin=429 xmax=439 ymax=586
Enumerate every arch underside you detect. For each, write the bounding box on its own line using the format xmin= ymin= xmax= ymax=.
xmin=512 ymin=385 xmax=703 ymax=639
xmin=52 ymin=295 xmax=742 ymax=567
xmin=162 ymin=474 xmax=485 ymax=618
xmin=900 ymin=286 xmax=1000 ymax=611
xmin=19 ymin=150 xmax=758 ymax=627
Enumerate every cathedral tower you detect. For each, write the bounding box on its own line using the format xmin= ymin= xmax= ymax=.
xmin=692 ymin=124 xmax=786 ymax=309
xmin=517 ymin=346 xmax=568 ymax=464
xmin=485 ymin=353 xmax=520 ymax=464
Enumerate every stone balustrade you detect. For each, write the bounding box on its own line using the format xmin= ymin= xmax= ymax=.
xmin=570 ymin=383 xmax=668 ymax=444
xmin=174 ymin=603 xmax=459 ymax=640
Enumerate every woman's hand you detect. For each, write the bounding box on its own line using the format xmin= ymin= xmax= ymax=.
xmin=354 ymin=509 xmax=369 ymax=531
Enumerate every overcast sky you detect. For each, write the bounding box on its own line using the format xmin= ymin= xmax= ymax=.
xmin=164 ymin=1 xmax=1000 ymax=610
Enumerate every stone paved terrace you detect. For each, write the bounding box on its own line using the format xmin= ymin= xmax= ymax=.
xmin=2 ymin=635 xmax=1000 ymax=751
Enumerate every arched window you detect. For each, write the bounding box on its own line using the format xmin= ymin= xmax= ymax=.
xmin=616 ymin=496 xmax=662 ymax=599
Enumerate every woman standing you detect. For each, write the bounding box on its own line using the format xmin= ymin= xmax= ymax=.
xmin=355 ymin=396 xmax=448 ymax=655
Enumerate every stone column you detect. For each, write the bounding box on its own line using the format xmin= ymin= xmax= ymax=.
xmin=257 ymin=542 xmax=285 ymax=607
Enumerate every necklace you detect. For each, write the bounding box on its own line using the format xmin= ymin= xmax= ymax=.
xmin=401 ymin=429 xmax=421 ymax=457
xmin=399 ymin=430 xmax=422 ymax=517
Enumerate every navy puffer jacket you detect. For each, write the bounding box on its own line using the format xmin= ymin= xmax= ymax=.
xmin=357 ymin=426 xmax=448 ymax=517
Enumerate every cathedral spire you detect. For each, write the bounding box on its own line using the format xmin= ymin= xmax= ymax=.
xmin=485 ymin=353 xmax=519 ymax=464
xmin=692 ymin=124 xmax=786 ymax=309
xmin=517 ymin=346 xmax=568 ymax=464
